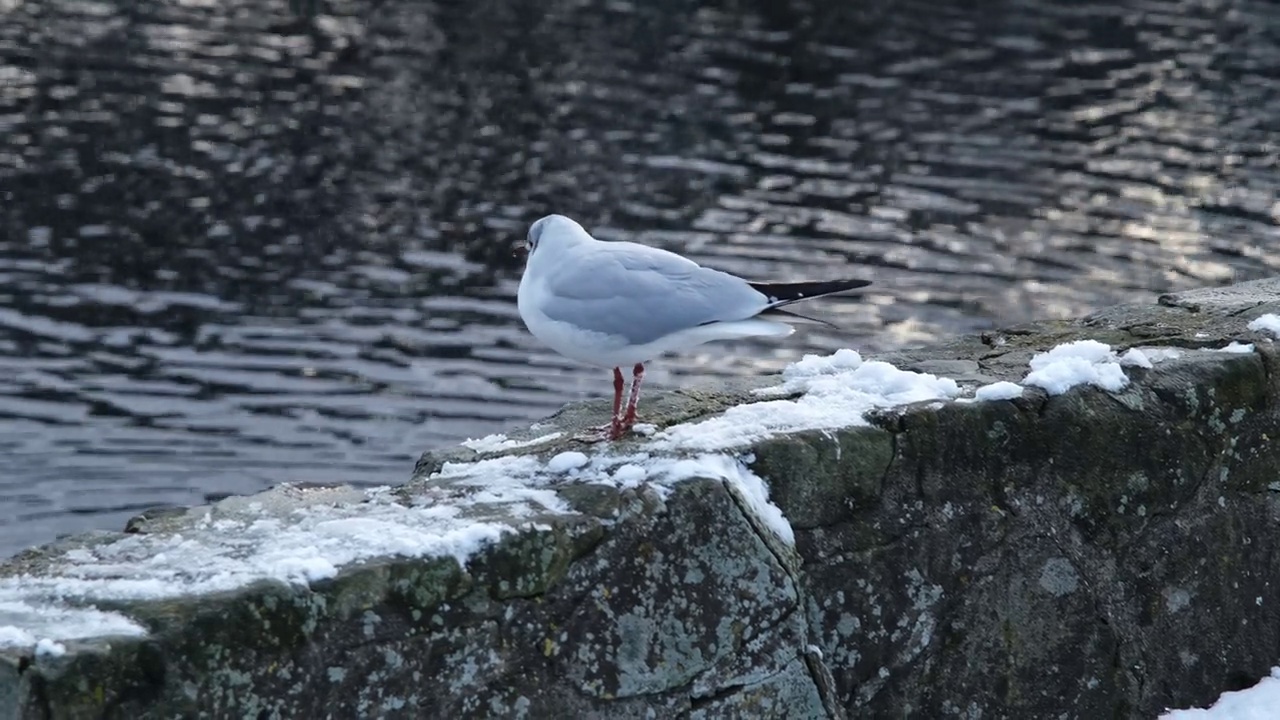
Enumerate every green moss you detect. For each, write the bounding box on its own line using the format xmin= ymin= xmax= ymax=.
xmin=317 ymin=563 xmax=394 ymax=620
xmin=750 ymin=426 xmax=895 ymax=530
xmin=18 ymin=639 xmax=166 ymax=719
xmin=555 ymin=484 xmax=624 ymax=519
xmin=386 ymin=556 xmax=471 ymax=618
xmin=469 ymin=525 xmax=589 ymax=600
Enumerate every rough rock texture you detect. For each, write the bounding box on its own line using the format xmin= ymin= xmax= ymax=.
xmin=4 ymin=278 xmax=1280 ymax=719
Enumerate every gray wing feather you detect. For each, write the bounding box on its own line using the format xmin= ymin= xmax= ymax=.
xmin=540 ymin=242 xmax=767 ymax=346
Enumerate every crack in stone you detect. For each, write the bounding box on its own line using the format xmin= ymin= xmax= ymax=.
xmin=687 ymin=679 xmax=751 ymax=711
xmin=718 ymin=476 xmax=846 ymax=720
xmin=801 ymin=645 xmax=847 ymax=720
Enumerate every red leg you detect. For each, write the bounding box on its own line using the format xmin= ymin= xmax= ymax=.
xmin=576 ymin=368 xmax=625 ymax=443
xmin=620 ymin=363 xmax=645 ymax=430
xmin=608 ymin=367 xmax=625 ymax=439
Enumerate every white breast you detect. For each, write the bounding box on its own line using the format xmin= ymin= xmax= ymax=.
xmin=518 ymin=272 xmax=625 ymax=367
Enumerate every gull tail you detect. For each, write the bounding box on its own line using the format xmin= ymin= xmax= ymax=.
xmin=750 ymin=278 xmax=873 ymax=309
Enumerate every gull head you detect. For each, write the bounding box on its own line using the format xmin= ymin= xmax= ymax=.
xmin=523 ymin=214 xmax=592 ymax=258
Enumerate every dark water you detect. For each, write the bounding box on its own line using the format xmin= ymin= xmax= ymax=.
xmin=2 ymin=0 xmax=1278 ymax=557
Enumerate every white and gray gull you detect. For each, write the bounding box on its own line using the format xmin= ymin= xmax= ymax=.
xmin=515 ymin=214 xmax=871 ymax=441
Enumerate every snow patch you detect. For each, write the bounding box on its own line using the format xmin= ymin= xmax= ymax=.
xmin=1161 ymin=667 xmax=1280 ymax=719
xmin=778 ymin=347 xmax=867 ymax=379
xmin=1120 ymin=348 xmax=1154 ymax=369
xmin=973 ymin=381 xmax=1023 ymax=401
xmin=433 ymin=445 xmax=796 ymax=544
xmin=0 ymin=602 xmax=147 ymax=647
xmin=665 ymin=350 xmax=960 ymax=451
xmin=611 ymin=464 xmax=648 ymax=485
xmin=546 ymin=451 xmax=590 ymax=473
xmin=0 ymin=486 xmax=559 ymax=609
xmin=461 ymin=431 xmax=562 ymax=453
xmin=1215 ymin=342 xmax=1255 ymax=354
xmin=1247 ymin=314 xmax=1280 ymax=337
xmin=1023 ymin=340 xmax=1129 ymax=395
xmin=0 ymin=625 xmax=35 ymax=648
xmin=431 ymin=455 xmax=572 ymax=514
xmin=1139 ymin=347 xmax=1183 ymax=364
xmin=35 ymin=638 xmax=67 ymax=657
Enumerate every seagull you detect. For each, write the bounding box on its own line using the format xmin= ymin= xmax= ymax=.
xmin=516 ymin=214 xmax=872 ymax=441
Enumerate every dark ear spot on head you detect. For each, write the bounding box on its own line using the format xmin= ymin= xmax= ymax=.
xmin=526 ymin=220 xmax=543 ymax=251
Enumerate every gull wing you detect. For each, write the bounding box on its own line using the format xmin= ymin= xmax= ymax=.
xmin=538 ymin=242 xmax=768 ymax=346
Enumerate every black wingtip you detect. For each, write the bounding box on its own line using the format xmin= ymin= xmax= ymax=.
xmin=749 ymin=278 xmax=873 ymax=307
xmin=761 ymin=305 xmax=844 ymax=330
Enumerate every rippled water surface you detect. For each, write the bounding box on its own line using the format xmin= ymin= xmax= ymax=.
xmin=1 ymin=0 xmax=1278 ymax=556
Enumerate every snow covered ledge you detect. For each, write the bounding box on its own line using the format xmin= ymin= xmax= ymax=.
xmin=5 ymin=278 xmax=1280 ymax=718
